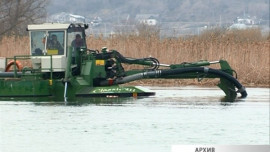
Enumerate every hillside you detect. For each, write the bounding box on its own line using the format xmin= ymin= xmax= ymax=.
xmin=47 ymin=0 xmax=269 ymax=23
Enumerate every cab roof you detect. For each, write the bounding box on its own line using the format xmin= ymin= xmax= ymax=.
xmin=27 ymin=23 xmax=88 ymax=31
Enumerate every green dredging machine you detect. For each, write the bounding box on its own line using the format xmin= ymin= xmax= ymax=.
xmin=0 ymin=23 xmax=247 ymax=102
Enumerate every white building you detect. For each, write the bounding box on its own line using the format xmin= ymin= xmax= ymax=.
xmin=48 ymin=12 xmax=86 ymax=24
xmin=229 ymin=16 xmax=258 ymax=30
xmin=135 ymin=14 xmax=159 ymax=26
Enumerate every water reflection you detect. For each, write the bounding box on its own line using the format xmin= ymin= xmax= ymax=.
xmin=24 ymin=96 xmax=245 ymax=108
xmin=0 ymin=87 xmax=266 ymax=107
xmin=1 ymin=96 xmax=246 ymax=108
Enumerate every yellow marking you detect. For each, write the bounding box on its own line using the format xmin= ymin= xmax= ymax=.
xmin=47 ymin=49 xmax=58 ymax=55
xmin=49 ymin=79 xmax=53 ymax=86
xmin=96 ymin=60 xmax=105 ymax=66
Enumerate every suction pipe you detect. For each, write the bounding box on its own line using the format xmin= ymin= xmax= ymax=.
xmin=100 ymin=67 xmax=247 ymax=98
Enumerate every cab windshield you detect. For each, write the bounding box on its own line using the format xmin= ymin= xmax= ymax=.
xmin=30 ymin=31 xmax=65 ymax=56
xmin=46 ymin=31 xmax=65 ymax=55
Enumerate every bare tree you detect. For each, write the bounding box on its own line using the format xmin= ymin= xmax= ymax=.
xmin=0 ymin=0 xmax=48 ymax=37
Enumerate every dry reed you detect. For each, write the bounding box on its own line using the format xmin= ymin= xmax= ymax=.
xmin=0 ymin=29 xmax=269 ymax=87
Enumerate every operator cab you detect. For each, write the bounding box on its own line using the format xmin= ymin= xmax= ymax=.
xmin=28 ymin=23 xmax=88 ymax=72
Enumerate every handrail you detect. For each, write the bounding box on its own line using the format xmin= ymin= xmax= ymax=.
xmin=5 ymin=55 xmax=54 ymax=79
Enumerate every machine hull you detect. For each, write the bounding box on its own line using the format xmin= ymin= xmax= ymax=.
xmin=0 ymin=76 xmax=155 ymax=101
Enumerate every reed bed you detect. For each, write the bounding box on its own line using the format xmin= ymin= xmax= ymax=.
xmin=0 ymin=29 xmax=269 ymax=87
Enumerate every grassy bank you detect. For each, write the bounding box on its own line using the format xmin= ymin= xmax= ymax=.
xmin=0 ymin=29 xmax=269 ymax=87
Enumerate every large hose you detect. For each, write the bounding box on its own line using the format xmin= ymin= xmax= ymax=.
xmin=0 ymin=72 xmax=22 ymax=77
xmin=99 ymin=67 xmax=247 ymax=98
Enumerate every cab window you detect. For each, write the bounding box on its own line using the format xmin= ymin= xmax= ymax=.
xmin=46 ymin=31 xmax=65 ymax=55
xmin=67 ymin=27 xmax=86 ymax=60
xmin=30 ymin=31 xmax=46 ymax=56
xmin=67 ymin=29 xmax=86 ymax=50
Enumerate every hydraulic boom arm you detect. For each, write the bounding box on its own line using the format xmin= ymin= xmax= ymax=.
xmin=84 ymin=50 xmax=247 ymax=101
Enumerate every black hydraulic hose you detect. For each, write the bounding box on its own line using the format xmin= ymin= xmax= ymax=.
xmin=95 ymin=50 xmax=160 ymax=70
xmin=113 ymin=51 xmax=160 ymax=69
xmin=99 ymin=67 xmax=247 ymax=98
xmin=0 ymin=72 xmax=22 ymax=77
xmin=160 ymin=67 xmax=247 ymax=98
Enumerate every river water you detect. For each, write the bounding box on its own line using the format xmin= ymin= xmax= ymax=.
xmin=0 ymin=87 xmax=269 ymax=152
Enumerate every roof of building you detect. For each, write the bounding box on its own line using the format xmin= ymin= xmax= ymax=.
xmin=135 ymin=14 xmax=159 ymax=20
